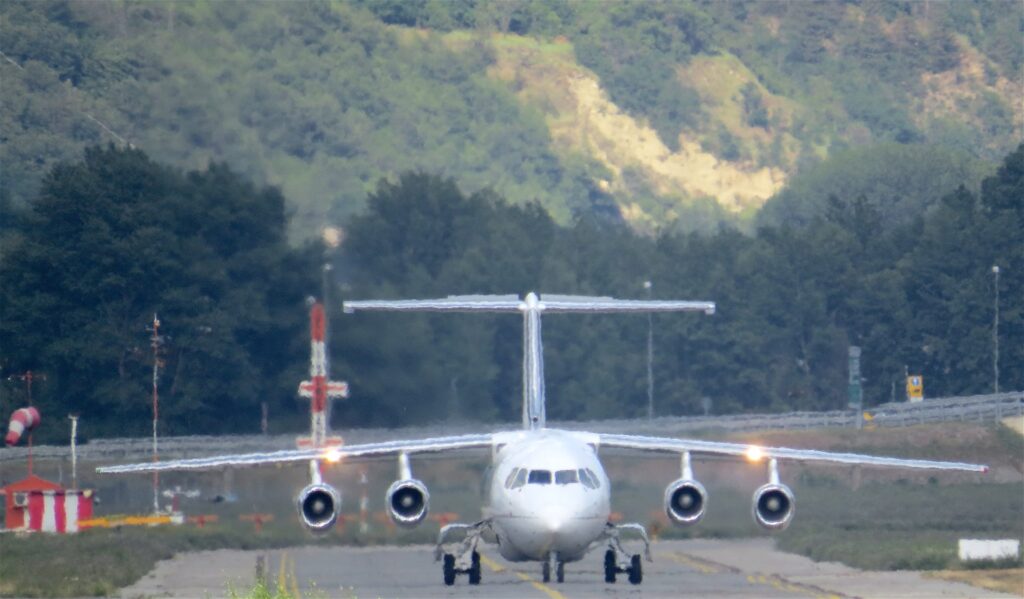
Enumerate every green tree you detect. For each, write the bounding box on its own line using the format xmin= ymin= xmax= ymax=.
xmin=0 ymin=146 xmax=317 ymax=439
xmin=758 ymin=144 xmax=990 ymax=230
xmin=740 ymin=82 xmax=769 ymax=129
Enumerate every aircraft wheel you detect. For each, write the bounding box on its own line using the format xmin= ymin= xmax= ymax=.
xmin=556 ymin=560 xmax=565 ymax=583
xmin=628 ymin=554 xmax=642 ymax=585
xmin=443 ymin=553 xmax=456 ymax=586
xmin=604 ymin=549 xmax=616 ymax=583
xmin=468 ymin=551 xmax=481 ymax=585
xmin=542 ymin=559 xmax=551 ymax=582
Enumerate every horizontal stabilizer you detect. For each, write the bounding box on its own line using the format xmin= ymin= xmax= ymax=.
xmin=344 ymin=293 xmax=715 ymax=315
xmin=344 ymin=295 xmax=522 ymax=313
xmin=540 ymin=296 xmax=715 ymax=314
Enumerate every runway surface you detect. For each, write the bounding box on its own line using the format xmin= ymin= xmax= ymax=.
xmin=118 ymin=538 xmax=1017 ymax=598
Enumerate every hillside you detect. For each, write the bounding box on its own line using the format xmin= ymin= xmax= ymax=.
xmin=1 ymin=1 xmax=1021 ymax=234
xmin=483 ymin=36 xmax=786 ymax=231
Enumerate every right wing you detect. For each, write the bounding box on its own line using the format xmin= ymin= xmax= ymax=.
xmin=596 ymin=433 xmax=988 ymax=472
xmin=96 ymin=433 xmax=498 ymax=475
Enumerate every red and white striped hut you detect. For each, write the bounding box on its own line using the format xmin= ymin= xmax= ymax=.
xmin=1 ymin=475 xmax=94 ymax=533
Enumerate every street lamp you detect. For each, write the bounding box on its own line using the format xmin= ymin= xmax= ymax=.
xmin=992 ymin=265 xmax=1000 ymax=394
xmin=644 ymin=280 xmax=653 ymax=420
xmin=321 ymin=226 xmax=343 ymax=309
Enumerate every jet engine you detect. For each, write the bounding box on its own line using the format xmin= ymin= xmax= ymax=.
xmin=752 ymin=482 xmax=794 ymax=531
xmin=386 ymin=479 xmax=430 ymax=528
xmin=664 ymin=478 xmax=707 ymax=525
xmin=296 ymin=483 xmax=341 ymax=533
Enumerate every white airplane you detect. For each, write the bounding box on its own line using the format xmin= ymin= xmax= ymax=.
xmin=99 ymin=293 xmax=987 ymax=586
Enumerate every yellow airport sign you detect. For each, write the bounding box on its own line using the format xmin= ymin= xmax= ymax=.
xmin=906 ymin=375 xmax=923 ymax=402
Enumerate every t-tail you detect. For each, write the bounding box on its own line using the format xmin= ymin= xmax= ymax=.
xmin=343 ymin=292 xmax=715 ymax=430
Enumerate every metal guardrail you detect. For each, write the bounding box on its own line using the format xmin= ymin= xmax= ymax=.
xmin=558 ymin=391 xmax=1024 ymax=437
xmin=1 ymin=392 xmax=1020 ymax=463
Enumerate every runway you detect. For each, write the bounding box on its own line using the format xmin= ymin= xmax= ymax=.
xmin=118 ymin=538 xmax=1017 ymax=598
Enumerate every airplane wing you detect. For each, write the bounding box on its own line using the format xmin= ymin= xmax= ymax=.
xmin=97 ymin=430 xmax=988 ymax=475
xmin=594 ymin=433 xmax=988 ymax=473
xmin=96 ymin=433 xmax=497 ymax=475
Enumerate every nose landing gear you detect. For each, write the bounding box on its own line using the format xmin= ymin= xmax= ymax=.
xmin=542 ymin=552 xmax=565 ymax=583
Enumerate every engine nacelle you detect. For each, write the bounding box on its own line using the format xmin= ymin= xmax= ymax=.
xmin=752 ymin=483 xmax=795 ymax=531
xmin=296 ymin=483 xmax=341 ymax=533
xmin=386 ymin=479 xmax=430 ymax=528
xmin=664 ymin=478 xmax=707 ymax=525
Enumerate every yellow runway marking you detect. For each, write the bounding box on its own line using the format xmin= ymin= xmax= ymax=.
xmin=512 ymin=571 xmax=566 ymax=599
xmin=670 ymin=551 xmax=839 ymax=599
xmin=275 ymin=552 xmax=301 ymax=599
xmin=747 ymin=573 xmax=840 ymax=599
xmin=665 ymin=551 xmax=722 ymax=574
xmin=278 ymin=551 xmax=288 ymax=592
xmin=479 ymin=553 xmax=506 ymax=573
xmin=480 ymin=553 xmax=564 ymax=599
xmin=290 ymin=553 xmax=301 ymax=599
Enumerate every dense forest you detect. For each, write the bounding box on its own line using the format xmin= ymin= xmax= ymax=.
xmin=1 ymin=1 xmax=1021 ymax=233
xmin=1 ymin=145 xmax=1020 ymax=439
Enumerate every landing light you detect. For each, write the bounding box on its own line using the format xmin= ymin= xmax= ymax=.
xmin=745 ymin=446 xmax=764 ymax=462
xmin=324 ymin=448 xmax=342 ymax=463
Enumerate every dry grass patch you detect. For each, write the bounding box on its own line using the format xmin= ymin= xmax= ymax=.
xmin=925 ymin=568 xmax=1024 ymax=596
xmin=481 ymin=34 xmax=786 ymax=225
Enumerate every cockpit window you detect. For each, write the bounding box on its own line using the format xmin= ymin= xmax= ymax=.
xmin=585 ymin=468 xmax=601 ymax=488
xmin=510 ymin=468 xmax=527 ymax=489
xmin=555 ymin=469 xmax=579 ymax=485
xmin=527 ymin=470 xmax=552 ymax=485
xmin=578 ymin=468 xmax=597 ymax=489
xmin=504 ymin=468 xmax=520 ymax=489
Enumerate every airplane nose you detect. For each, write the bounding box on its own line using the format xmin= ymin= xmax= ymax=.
xmin=541 ymin=505 xmax=572 ymax=533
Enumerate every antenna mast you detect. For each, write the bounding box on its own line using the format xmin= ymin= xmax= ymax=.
xmin=147 ymin=314 xmax=163 ymax=513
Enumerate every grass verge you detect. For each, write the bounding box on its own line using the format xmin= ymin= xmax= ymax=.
xmin=0 ymin=522 xmax=329 ymax=598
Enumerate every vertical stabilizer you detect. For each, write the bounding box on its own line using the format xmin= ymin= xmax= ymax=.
xmin=521 ymin=293 xmax=545 ymax=429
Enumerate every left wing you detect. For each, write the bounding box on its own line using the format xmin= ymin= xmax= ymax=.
xmin=96 ymin=433 xmax=496 ymax=475
xmin=596 ymin=433 xmax=988 ymax=472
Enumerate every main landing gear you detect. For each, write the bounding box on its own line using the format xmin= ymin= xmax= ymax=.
xmin=603 ymin=549 xmax=643 ymax=584
xmin=598 ymin=522 xmax=650 ymax=585
xmin=441 ymin=550 xmax=481 ymax=586
xmin=435 ymin=520 xmax=489 ymax=586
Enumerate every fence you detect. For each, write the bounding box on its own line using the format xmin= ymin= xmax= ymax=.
xmin=567 ymin=391 xmax=1024 ymax=436
xmin=2 ymin=391 xmax=1020 ymax=464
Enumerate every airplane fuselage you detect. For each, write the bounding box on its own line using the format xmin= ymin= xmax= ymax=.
xmin=484 ymin=429 xmax=610 ymax=562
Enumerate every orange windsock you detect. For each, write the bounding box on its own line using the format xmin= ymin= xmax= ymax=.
xmin=6 ymin=407 xmax=41 ymax=446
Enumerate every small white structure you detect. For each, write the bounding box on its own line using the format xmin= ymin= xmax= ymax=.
xmin=958 ymin=539 xmax=1020 ymax=561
